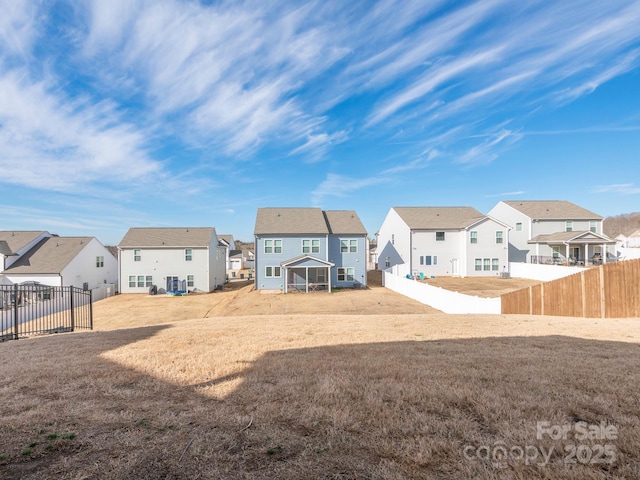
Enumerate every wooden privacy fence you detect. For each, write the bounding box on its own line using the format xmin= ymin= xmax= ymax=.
xmin=502 ymin=258 xmax=640 ymax=318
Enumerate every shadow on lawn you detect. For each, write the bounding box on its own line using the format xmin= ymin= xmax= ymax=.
xmin=1 ymin=330 xmax=639 ymax=479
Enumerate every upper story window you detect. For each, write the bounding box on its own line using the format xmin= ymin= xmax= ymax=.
xmin=134 ymin=249 xmax=141 ymax=261
xmin=565 ymin=220 xmax=573 ymax=232
xmin=590 ymin=221 xmax=597 ymax=233
xmin=391 ymin=234 xmax=395 ymax=245
xmin=96 ymin=256 xmax=104 ymax=268
xmin=470 ymin=231 xmax=477 ymax=244
xmin=302 ymin=239 xmax=320 ymax=254
xmin=436 ymin=232 xmax=445 ymax=241
xmin=340 ymin=239 xmax=358 ymax=253
xmin=264 ymin=239 xmax=282 ymax=254
xmin=185 ymin=249 xmax=193 ymax=261
xmin=516 ymin=222 xmax=522 ymax=231
xmin=496 ymin=231 xmax=503 ymax=244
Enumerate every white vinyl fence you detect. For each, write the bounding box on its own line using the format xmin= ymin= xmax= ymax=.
xmin=383 ymin=271 xmax=501 ymax=314
xmin=508 ymin=262 xmax=585 ymax=282
xmin=91 ymin=283 xmax=117 ymax=302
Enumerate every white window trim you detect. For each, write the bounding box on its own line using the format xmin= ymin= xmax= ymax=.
xmin=337 ymin=267 xmax=355 ymax=282
xmin=265 ymin=266 xmax=282 ymax=278
xmin=264 ymin=239 xmax=283 ymax=254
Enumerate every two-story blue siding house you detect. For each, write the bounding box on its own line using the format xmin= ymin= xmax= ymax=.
xmin=254 ymin=208 xmax=368 ymax=293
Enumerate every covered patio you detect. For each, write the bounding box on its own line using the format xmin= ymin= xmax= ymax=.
xmin=528 ymin=231 xmax=616 ymax=266
xmin=281 ymin=256 xmax=334 ymax=293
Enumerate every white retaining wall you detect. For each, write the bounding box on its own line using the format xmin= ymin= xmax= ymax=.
xmin=509 ymin=262 xmax=585 ymax=282
xmin=383 ymin=271 xmax=501 ymax=314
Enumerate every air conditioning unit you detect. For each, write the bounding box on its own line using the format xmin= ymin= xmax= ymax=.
xmin=499 ymin=272 xmax=511 ymax=279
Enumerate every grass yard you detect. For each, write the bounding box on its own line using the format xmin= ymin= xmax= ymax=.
xmin=1 ymin=279 xmax=639 ymax=478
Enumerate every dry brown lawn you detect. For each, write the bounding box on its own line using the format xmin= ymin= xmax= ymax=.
xmin=419 ymin=275 xmax=542 ymax=297
xmin=1 ymin=279 xmax=639 ymax=479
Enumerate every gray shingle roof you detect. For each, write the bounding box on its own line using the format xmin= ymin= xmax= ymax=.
xmin=4 ymin=237 xmax=94 ymax=274
xmin=503 ymin=201 xmax=602 ymax=220
xmin=255 ymin=208 xmax=329 ymax=235
xmin=528 ymin=231 xmax=615 ymax=244
xmin=324 ymin=210 xmax=367 ymax=235
xmin=0 ymin=240 xmax=13 ymax=256
xmin=0 ymin=231 xmax=48 ymax=254
xmin=118 ymin=228 xmax=216 ymax=248
xmin=393 ymin=206 xmax=485 ymax=229
xmin=254 ymin=208 xmax=368 ymax=235
xmin=218 ymin=234 xmax=234 ymax=246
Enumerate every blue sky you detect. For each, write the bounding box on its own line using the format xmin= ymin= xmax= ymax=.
xmin=1 ymin=0 xmax=640 ymax=245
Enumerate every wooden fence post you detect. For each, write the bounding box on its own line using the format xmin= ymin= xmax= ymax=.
xmin=599 ymin=265 xmax=606 ymax=318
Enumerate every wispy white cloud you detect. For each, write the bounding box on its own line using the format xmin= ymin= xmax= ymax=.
xmin=289 ymin=129 xmax=349 ymax=161
xmin=0 ymin=69 xmax=160 ymax=191
xmin=382 ymin=149 xmax=440 ymax=175
xmin=0 ymin=0 xmax=36 ymax=57
xmin=311 ymin=173 xmax=389 ymax=205
xmin=485 ymin=191 xmax=526 ymax=198
xmin=592 ymin=184 xmax=640 ymax=195
xmin=455 ymin=129 xmax=523 ymax=166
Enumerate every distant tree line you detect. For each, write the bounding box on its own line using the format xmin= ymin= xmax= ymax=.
xmin=604 ymin=212 xmax=640 ymax=237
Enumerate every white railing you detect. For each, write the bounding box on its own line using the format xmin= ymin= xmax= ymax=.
xmin=382 ymin=271 xmax=500 ymax=314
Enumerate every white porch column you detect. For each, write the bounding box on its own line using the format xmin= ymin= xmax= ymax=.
xmin=305 ymin=267 xmax=309 ymax=293
xmin=602 ymin=243 xmax=607 ymax=264
xmin=565 ymin=244 xmax=569 ymax=262
xmin=328 ymin=267 xmax=332 ymax=292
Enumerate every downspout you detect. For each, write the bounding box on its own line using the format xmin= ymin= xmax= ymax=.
xmin=409 ymin=230 xmax=413 ymax=276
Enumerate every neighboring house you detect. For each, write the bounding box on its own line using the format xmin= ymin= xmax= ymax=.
xmin=488 ymin=200 xmax=616 ymax=265
xmin=244 ymin=250 xmax=255 ymax=270
xmin=217 ymin=234 xmax=235 ymax=270
xmin=118 ymin=227 xmax=226 ymax=294
xmin=376 ymin=207 xmax=510 ymax=278
xmin=229 ymin=249 xmax=244 ymax=275
xmin=367 ymin=240 xmax=377 ymax=270
xmin=0 ymin=231 xmax=117 ymax=289
xmin=254 ymin=208 xmax=368 ymax=292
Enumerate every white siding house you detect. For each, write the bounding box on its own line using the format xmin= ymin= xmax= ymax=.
xmin=376 ymin=207 xmax=510 ymax=278
xmin=118 ymin=227 xmax=225 ymax=293
xmin=0 ymin=234 xmax=117 ymax=289
xmin=488 ymin=200 xmax=616 ymax=265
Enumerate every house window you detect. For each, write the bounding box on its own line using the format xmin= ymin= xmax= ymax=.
xmin=492 ymin=258 xmax=499 ymax=271
xmin=516 ymin=222 xmax=522 ymax=232
xmin=338 ymin=267 xmax=354 ymax=282
xmin=391 ymin=234 xmax=394 ymax=245
xmin=434 ymin=256 xmax=438 ymax=265
xmin=475 ymin=259 xmax=482 ymax=271
xmin=185 ymin=249 xmax=192 ymax=261
xmin=128 ymin=276 xmax=136 ymax=287
xmin=566 ymin=221 xmax=573 ymax=232
xmin=265 ymin=266 xmax=281 ymax=278
xmin=264 ymin=239 xmax=282 ymax=254
xmin=419 ymin=256 xmax=424 ymax=265
xmin=96 ymin=256 xmax=104 ymax=267
xmin=134 ymin=249 xmax=141 ymax=261
xmin=302 ymin=239 xmax=320 ymax=254
xmin=385 ymin=257 xmax=390 ymax=268
xmin=483 ymin=259 xmax=490 ymax=271
xmin=340 ymin=239 xmax=358 ymax=253
xmin=436 ymin=232 xmax=445 ymax=241
xmin=552 ymin=246 xmax=560 ymax=258
xmin=137 ymin=275 xmax=145 ymax=287
xmin=470 ymin=231 xmax=477 ymax=244
xmin=590 ymin=221 xmax=597 ymax=233
xmin=424 ymin=256 xmax=432 ymax=266
xmin=496 ymin=231 xmax=503 ymax=244
xmin=187 ymin=275 xmax=194 ymax=287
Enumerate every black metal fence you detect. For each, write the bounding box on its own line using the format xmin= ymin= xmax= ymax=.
xmin=0 ymin=284 xmax=92 ymax=341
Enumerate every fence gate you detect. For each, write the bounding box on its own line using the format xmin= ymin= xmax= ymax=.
xmin=0 ymin=284 xmax=93 ymax=341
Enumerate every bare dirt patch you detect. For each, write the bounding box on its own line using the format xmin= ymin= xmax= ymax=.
xmin=1 ymin=314 xmax=639 ymax=479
